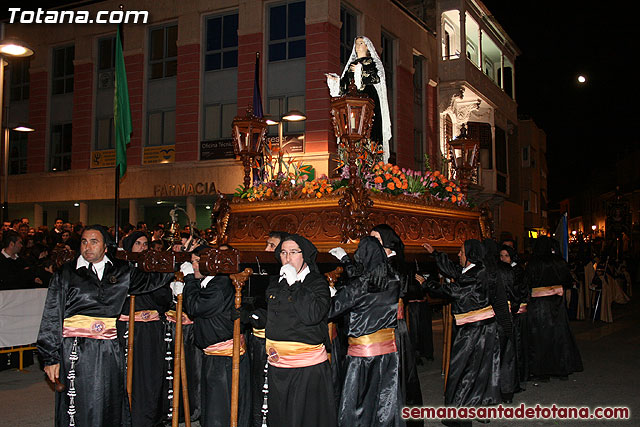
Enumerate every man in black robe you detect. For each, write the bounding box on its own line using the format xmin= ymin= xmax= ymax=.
xmin=37 ymin=225 xmax=173 ymax=427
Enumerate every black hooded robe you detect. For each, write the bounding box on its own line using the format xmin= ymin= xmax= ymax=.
xmin=329 ymin=237 xmax=404 ymax=427
xmin=183 ymin=273 xmax=251 ymax=427
xmin=370 ymin=224 xmax=424 ymax=411
xmin=483 ymin=239 xmax=520 ymax=401
xmin=501 ymin=245 xmax=530 ymax=385
xmin=525 ymin=237 xmax=583 ymax=378
xmin=265 ymin=234 xmax=337 ymax=427
xmin=37 ymin=257 xmax=173 ymax=427
xmin=428 ymin=241 xmax=501 ymax=408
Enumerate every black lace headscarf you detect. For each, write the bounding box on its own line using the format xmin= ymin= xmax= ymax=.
xmin=122 ymin=231 xmax=147 ymax=252
xmin=533 ymin=236 xmax=553 ymax=258
xmin=463 ymin=239 xmax=485 ymax=265
xmin=371 ymin=224 xmax=405 ymax=264
xmin=500 ymin=244 xmax=518 ymax=264
xmin=354 ymin=236 xmax=391 ymax=293
xmin=276 ymin=234 xmax=319 ymax=274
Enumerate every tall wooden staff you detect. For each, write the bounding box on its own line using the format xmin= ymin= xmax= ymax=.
xmin=180 ymin=340 xmax=191 ymax=427
xmin=324 ymin=267 xmax=343 ymax=363
xmin=172 ymin=272 xmax=185 ymax=427
xmin=126 ymin=295 xmax=135 ymax=407
xmin=442 ymin=302 xmax=452 ymax=391
xmin=229 ymin=268 xmax=252 ymax=427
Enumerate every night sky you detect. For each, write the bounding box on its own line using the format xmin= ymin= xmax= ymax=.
xmin=482 ymin=0 xmax=640 ymax=203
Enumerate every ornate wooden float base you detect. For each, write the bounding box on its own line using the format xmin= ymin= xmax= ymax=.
xmin=227 ymin=192 xmax=482 ymax=253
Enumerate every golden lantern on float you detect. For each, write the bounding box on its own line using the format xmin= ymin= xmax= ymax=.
xmin=232 ymin=105 xmax=268 ymax=189
xmin=329 ymin=81 xmax=376 ymax=242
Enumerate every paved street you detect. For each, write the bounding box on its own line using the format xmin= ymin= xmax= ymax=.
xmin=2 ymin=288 xmax=638 ymax=426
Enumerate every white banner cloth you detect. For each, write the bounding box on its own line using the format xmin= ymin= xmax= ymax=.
xmin=0 ymin=288 xmax=48 ymax=347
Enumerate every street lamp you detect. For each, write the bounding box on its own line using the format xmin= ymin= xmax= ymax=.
xmin=0 ymin=37 xmax=35 ymax=222
xmin=265 ymin=109 xmax=307 ymax=150
xmin=265 ymin=109 xmax=307 ymax=175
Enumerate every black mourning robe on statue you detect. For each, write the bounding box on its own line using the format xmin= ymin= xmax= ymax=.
xmin=183 ymin=274 xmax=250 ymax=427
xmin=329 ymin=237 xmax=404 ymax=427
xmin=117 ymin=286 xmax=172 ymax=427
xmin=340 ymin=56 xmax=383 ymax=144
xmin=428 ymin=247 xmax=501 ymax=407
xmin=266 ymin=272 xmax=336 ymax=427
xmin=37 ymin=256 xmax=173 ymax=427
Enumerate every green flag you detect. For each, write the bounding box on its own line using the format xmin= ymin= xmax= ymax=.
xmin=114 ymin=26 xmax=132 ymax=178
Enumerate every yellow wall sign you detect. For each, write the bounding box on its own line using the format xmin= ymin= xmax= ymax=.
xmin=90 ymin=150 xmax=116 ymax=168
xmin=143 ymin=145 xmax=175 ymax=165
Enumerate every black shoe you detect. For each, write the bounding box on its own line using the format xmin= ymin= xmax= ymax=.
xmin=441 ymin=420 xmax=460 ymax=427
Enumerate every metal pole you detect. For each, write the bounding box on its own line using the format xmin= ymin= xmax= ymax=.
xmin=0 ymin=59 xmax=7 ymax=222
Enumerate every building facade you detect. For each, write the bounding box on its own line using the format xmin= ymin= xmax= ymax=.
xmin=434 ymin=0 xmax=521 ymax=244
xmin=2 ymin=0 xmax=439 ymax=229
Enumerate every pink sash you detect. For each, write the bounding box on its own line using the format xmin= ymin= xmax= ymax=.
xmin=118 ymin=310 xmax=161 ymax=322
xmin=532 ymin=285 xmax=564 ymax=298
xmin=454 ymin=306 xmax=495 ymax=326
xmin=266 ymin=340 xmax=328 ymax=368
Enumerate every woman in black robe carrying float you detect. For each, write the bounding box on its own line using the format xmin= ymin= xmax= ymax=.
xmin=265 ymin=234 xmax=336 ymax=427
xmin=329 ymin=236 xmax=404 ymax=426
xmin=422 ymin=240 xmax=501 ymax=427
xmin=327 ymin=36 xmax=392 ymax=163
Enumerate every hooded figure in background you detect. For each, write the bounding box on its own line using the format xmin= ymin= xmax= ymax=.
xmin=326 ymin=35 xmax=392 ymax=163
xmin=329 ymin=236 xmax=404 ymax=426
xmin=422 ymin=239 xmax=500 ymax=425
xmin=265 ymin=234 xmax=336 ymax=427
xmin=500 ymin=244 xmax=529 ymax=385
xmin=524 ymin=236 xmax=583 ymax=380
xmin=118 ymin=231 xmax=172 ymax=427
xmin=182 ymin=245 xmax=251 ymax=427
xmin=483 ymin=239 xmax=520 ymax=402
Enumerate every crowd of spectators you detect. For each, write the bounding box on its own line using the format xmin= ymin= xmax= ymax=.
xmin=0 ymin=218 xmax=218 ymax=290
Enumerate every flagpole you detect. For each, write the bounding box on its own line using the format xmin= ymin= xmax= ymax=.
xmin=114 ymin=15 xmax=124 ymax=246
xmin=114 ymin=7 xmax=132 ymax=245
xmin=115 ymin=165 xmax=120 ymax=244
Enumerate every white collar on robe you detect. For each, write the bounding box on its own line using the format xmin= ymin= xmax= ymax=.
xmin=201 ymin=276 xmax=215 ymax=288
xmin=297 ymin=265 xmax=310 ymax=283
xmin=76 ymin=255 xmax=112 ymax=280
xmin=461 ymin=263 xmax=475 ymax=274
